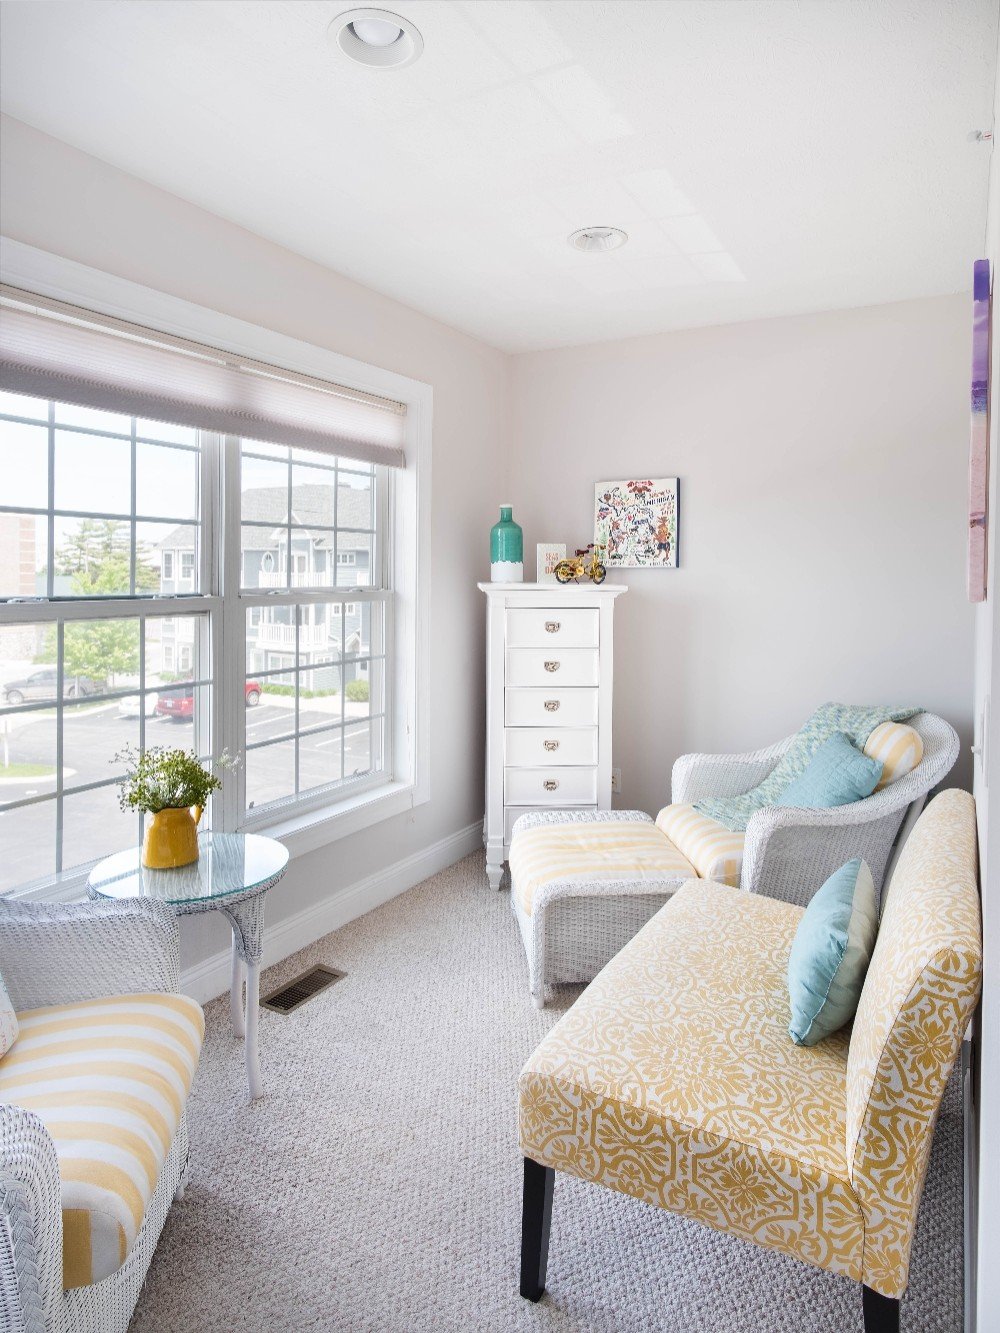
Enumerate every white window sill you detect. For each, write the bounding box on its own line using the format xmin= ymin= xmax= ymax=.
xmin=239 ymin=778 xmax=419 ymax=859
xmin=6 ymin=780 xmax=421 ymax=905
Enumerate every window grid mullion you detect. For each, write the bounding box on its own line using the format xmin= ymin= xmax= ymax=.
xmin=221 ymin=434 xmax=244 ymax=831
xmin=54 ymin=621 xmax=64 ymax=873
xmin=129 ymin=416 xmax=138 ymax=596
xmin=46 ymin=400 xmax=55 ymax=599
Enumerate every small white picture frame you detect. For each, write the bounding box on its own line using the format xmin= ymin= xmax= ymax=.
xmin=536 ymin=543 xmax=566 ymax=583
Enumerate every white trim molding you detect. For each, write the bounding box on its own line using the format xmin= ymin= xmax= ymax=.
xmin=179 ymin=820 xmax=484 ymax=1003
xmin=0 ymin=238 xmax=433 ymax=886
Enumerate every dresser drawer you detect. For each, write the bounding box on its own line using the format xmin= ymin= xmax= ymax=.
xmin=506 ymin=647 xmax=599 ymax=689
xmin=505 ymin=727 xmax=598 ymax=767
xmin=505 ymin=804 xmax=596 ymax=843
xmin=505 ymin=766 xmax=598 ymax=806
xmin=506 ymin=607 xmax=599 ymax=648
xmin=504 ymin=688 xmax=599 ymax=728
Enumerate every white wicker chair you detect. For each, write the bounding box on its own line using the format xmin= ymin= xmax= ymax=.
xmin=0 ymin=898 xmax=194 ymax=1333
xmin=671 ymin=711 xmax=959 ymax=906
xmin=511 ymin=711 xmax=959 ymax=1005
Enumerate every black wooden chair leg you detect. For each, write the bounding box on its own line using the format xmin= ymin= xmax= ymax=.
xmin=862 ymin=1285 xmax=900 ymax=1333
xmin=520 ymin=1157 xmax=555 ymax=1301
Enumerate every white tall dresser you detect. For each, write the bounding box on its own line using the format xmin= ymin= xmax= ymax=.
xmin=479 ymin=583 xmax=627 ymax=889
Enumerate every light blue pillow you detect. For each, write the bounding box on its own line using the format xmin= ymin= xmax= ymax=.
xmin=787 ymin=857 xmax=878 ymax=1046
xmin=775 ymin=732 xmax=883 ymax=810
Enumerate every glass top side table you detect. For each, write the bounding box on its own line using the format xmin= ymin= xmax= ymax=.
xmin=88 ymin=831 xmax=289 ymax=1100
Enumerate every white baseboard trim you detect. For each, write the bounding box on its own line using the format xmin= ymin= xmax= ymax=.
xmin=179 ymin=820 xmax=484 ymax=1003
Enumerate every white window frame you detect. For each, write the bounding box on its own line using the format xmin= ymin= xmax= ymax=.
xmin=235 ymin=443 xmax=390 ymax=825
xmin=162 ymin=550 xmax=174 ymax=580
xmin=0 ymin=237 xmax=433 ymax=897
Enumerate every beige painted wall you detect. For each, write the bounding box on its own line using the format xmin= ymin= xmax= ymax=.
xmin=0 ymin=115 xmax=510 ymax=972
xmin=510 ymin=295 xmax=976 ymax=817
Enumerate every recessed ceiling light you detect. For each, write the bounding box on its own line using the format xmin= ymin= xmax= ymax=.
xmin=568 ymin=226 xmax=629 ymax=254
xmin=328 ymin=8 xmax=423 ymax=69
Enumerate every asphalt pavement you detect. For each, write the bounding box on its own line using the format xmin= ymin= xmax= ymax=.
xmin=1 ymin=701 xmax=373 ymax=893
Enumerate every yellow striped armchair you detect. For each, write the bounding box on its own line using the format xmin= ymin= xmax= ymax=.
xmin=0 ymin=898 xmax=203 ymax=1333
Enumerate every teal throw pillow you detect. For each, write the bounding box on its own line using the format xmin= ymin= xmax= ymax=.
xmin=787 ymin=858 xmax=878 ymax=1046
xmin=775 ymin=732 xmax=882 ymax=809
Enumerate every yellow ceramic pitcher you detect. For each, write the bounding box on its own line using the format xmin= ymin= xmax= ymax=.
xmin=142 ymin=805 xmax=203 ymax=869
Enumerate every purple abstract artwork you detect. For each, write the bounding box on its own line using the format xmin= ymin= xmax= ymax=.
xmin=969 ymin=259 xmax=991 ymax=603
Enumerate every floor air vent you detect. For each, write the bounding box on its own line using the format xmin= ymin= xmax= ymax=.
xmin=261 ymin=964 xmax=345 ymax=1015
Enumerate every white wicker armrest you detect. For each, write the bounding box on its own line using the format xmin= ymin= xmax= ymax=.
xmin=0 ymin=899 xmax=180 ymax=1011
xmin=0 ymin=1105 xmax=62 ymax=1333
xmin=740 ymin=713 xmax=960 ymax=905
xmin=670 ymin=736 xmax=793 ymax=806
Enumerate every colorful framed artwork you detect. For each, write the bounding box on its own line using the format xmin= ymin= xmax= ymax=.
xmin=595 ymin=478 xmax=679 ymax=568
xmin=536 ymin=543 xmax=566 ymax=583
xmin=969 ymin=259 xmax=991 ymax=603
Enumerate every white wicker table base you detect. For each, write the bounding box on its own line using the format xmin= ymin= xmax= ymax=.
xmin=221 ymin=895 xmax=269 ymax=1101
xmin=87 ymin=833 xmax=288 ymax=1102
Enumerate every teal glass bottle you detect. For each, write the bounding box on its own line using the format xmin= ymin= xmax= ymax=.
xmin=490 ymin=504 xmax=523 ymax=582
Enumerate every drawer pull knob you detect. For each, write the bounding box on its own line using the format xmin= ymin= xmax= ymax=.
xmin=544 ymin=700 xmax=560 ymax=712
xmin=543 ymin=779 xmax=559 ymax=792
xmin=543 ymin=740 xmax=559 ymax=752
xmin=544 ymin=661 xmax=560 ymax=673
xmin=545 ymin=621 xmax=561 ymax=633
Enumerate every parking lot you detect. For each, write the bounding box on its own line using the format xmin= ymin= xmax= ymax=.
xmin=0 ymin=697 xmax=374 ymax=892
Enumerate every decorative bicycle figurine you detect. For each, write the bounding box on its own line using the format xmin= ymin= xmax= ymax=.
xmin=554 ymin=542 xmax=607 ymax=585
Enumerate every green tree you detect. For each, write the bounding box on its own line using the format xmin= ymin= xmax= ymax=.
xmin=56 ymin=519 xmax=157 ymax=593
xmin=63 ymin=618 xmax=139 ymax=684
xmin=39 ymin=521 xmax=160 ymax=683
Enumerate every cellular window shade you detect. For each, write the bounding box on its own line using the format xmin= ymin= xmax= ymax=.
xmin=0 ymin=289 xmax=406 ymax=468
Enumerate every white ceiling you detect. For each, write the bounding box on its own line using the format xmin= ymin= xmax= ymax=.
xmin=0 ymin=1 xmax=996 ymax=352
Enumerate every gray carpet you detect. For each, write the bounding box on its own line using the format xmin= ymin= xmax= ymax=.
xmin=130 ymin=850 xmax=964 ymax=1332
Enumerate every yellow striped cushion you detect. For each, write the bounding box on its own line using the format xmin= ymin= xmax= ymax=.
xmin=655 ymin=804 xmax=745 ymax=887
xmin=0 ymin=992 xmax=204 ymax=1289
xmin=862 ymin=722 xmax=923 ymax=791
xmin=509 ymin=820 xmax=696 ymax=916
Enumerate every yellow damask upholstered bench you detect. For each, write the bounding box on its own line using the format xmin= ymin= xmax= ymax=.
xmin=517 ymin=790 xmax=982 ymax=1333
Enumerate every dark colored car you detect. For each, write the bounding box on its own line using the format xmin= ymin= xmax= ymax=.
xmin=155 ymin=679 xmax=262 ymax=721
xmin=2 ymin=668 xmax=106 ymax=707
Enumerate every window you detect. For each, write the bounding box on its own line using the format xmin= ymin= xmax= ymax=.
xmin=240 ymin=443 xmax=387 ymax=816
xmin=0 ymin=390 xmax=212 ymax=893
xmin=0 ymin=269 xmax=425 ymax=900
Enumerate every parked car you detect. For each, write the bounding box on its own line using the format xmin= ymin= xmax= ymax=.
xmin=118 ymin=691 xmax=160 ymax=719
xmin=155 ymin=679 xmax=262 ymax=722
xmin=2 ymin=668 xmax=106 ymax=707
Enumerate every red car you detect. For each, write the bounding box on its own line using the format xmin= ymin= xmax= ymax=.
xmin=156 ymin=679 xmax=262 ymax=721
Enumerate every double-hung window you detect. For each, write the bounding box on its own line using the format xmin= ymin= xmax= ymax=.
xmin=237 ymin=441 xmax=389 ymax=818
xmin=0 ymin=282 xmax=416 ymax=898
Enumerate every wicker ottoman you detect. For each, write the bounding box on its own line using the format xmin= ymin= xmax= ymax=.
xmin=508 ymin=810 xmax=697 ymax=1007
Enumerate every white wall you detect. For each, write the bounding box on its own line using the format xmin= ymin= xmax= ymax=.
xmin=510 ymin=295 xmax=976 ymax=816
xmin=0 ymin=115 xmax=510 ymax=976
